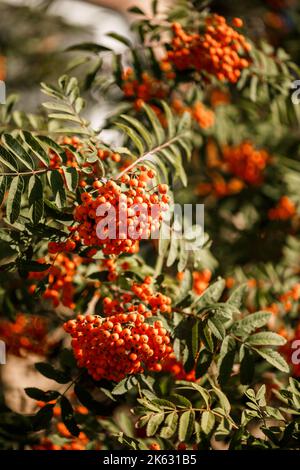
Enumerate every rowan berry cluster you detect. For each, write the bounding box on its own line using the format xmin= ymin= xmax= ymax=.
xmin=192 ymin=269 xmax=212 ymax=295
xmin=162 ymin=15 xmax=251 ymax=83
xmin=64 ymin=314 xmax=173 ymax=382
xmin=122 ymin=68 xmax=168 ymax=110
xmin=28 ymin=254 xmax=81 ymax=309
xmin=32 ymin=402 xmax=91 ymax=450
xmin=73 ymin=168 xmax=169 ymax=255
xmin=172 ymin=98 xmax=215 ymax=129
xmin=196 ymin=175 xmax=245 ymax=198
xmin=210 ymin=88 xmax=230 ymax=107
xmin=177 ymin=269 xmax=212 ymax=296
xmin=0 ymin=313 xmax=50 ymax=357
xmin=268 ymin=196 xmax=296 ymax=221
xmin=222 ymin=141 xmax=270 ymax=186
xmin=103 ymin=276 xmax=172 ymax=317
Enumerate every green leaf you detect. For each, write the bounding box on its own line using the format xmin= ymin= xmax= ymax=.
xmin=227 ymin=283 xmax=248 ymax=309
xmin=35 ymin=362 xmax=71 ymax=384
xmin=178 ymin=410 xmax=195 ymax=442
xmin=201 ymin=411 xmax=215 ymax=435
xmin=74 ymin=384 xmax=110 ymax=414
xmin=48 ymin=113 xmax=81 ymax=123
xmin=3 ymin=134 xmax=34 ymax=170
xmin=208 ymin=316 xmax=226 ymax=340
xmin=28 ymin=175 xmax=44 ymax=224
xmin=142 ymin=103 xmax=165 ymax=145
xmin=161 ymin=101 xmax=176 ymax=138
xmin=0 ymin=175 xmax=7 ymax=206
xmin=146 ymin=413 xmax=164 ymax=436
xmin=25 ymin=388 xmax=60 ymax=402
xmin=6 ymin=176 xmax=24 ymax=223
xmin=107 ymin=32 xmax=132 ymax=48
xmin=0 ymin=145 xmax=18 ymax=172
xmin=116 ymin=123 xmax=145 ymax=156
xmin=21 ymin=131 xmax=50 ymax=166
xmin=66 ymin=42 xmax=111 ymax=53
xmin=247 ymin=332 xmax=287 ymax=346
xmin=211 ymin=386 xmax=231 ymax=415
xmin=119 ymin=115 xmax=153 ymax=150
xmin=112 ymin=376 xmax=137 ymax=395
xmin=199 ymin=322 xmax=214 ymax=352
xmin=218 ymin=336 xmax=236 ymax=386
xmin=42 ymin=101 xmax=74 ymax=113
xmin=128 ymin=6 xmax=145 ymax=14
xmin=49 ymin=170 xmax=66 ymax=208
xmin=31 ymin=404 xmax=54 ymax=431
xmin=60 ymin=396 xmax=80 ymax=437
xmin=160 ymin=411 xmax=178 ymax=439
xmin=169 ymin=394 xmax=192 ymax=408
xmin=254 ymin=348 xmax=289 ymax=373
xmin=61 ymin=166 xmax=79 ymax=191
xmin=193 ymin=279 xmax=225 ymax=309
xmin=240 ymin=346 xmax=255 ymax=385
xmin=195 ymin=349 xmax=213 ymax=379
xmin=233 ymin=311 xmax=271 ymax=336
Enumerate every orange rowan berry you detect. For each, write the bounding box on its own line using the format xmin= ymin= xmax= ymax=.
xmin=149 ymin=443 xmax=161 ymax=450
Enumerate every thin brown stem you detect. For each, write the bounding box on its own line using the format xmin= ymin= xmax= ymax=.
xmin=0 ymin=168 xmax=51 ymax=177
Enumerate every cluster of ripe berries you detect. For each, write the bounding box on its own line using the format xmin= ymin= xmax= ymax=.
xmin=163 ymin=16 xmax=250 ymax=83
xmin=64 ymin=314 xmax=173 ymax=382
xmin=172 ymin=98 xmax=215 ymax=129
xmin=196 ymin=175 xmax=245 ymax=199
xmin=268 ymin=196 xmax=296 ymax=221
xmin=32 ymin=402 xmax=92 ymax=450
xmin=29 ymin=254 xmax=81 ymax=309
xmin=122 ymin=68 xmax=168 ymax=110
xmin=73 ymin=168 xmax=169 ymax=256
xmin=222 ymin=141 xmax=270 ymax=186
xmin=0 ymin=313 xmax=50 ymax=357
xmin=102 ymin=276 xmax=172 ymax=317
xmin=177 ymin=269 xmax=212 ymax=296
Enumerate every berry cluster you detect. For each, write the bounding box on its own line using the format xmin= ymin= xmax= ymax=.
xmin=29 ymin=254 xmax=81 ymax=309
xmin=0 ymin=313 xmax=50 ymax=357
xmin=163 ymin=15 xmax=251 ymax=83
xmin=102 ymin=276 xmax=172 ymax=317
xmin=210 ymin=88 xmax=230 ymax=107
xmin=196 ymin=175 xmax=245 ymax=198
xmin=172 ymin=98 xmax=215 ymax=129
xmin=73 ymin=168 xmax=169 ymax=255
xmin=122 ymin=68 xmax=168 ymax=110
xmin=192 ymin=269 xmax=212 ymax=295
xmin=177 ymin=269 xmax=212 ymax=296
xmin=268 ymin=196 xmax=296 ymax=221
xmin=64 ymin=314 xmax=173 ymax=382
xmin=222 ymin=141 xmax=270 ymax=185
